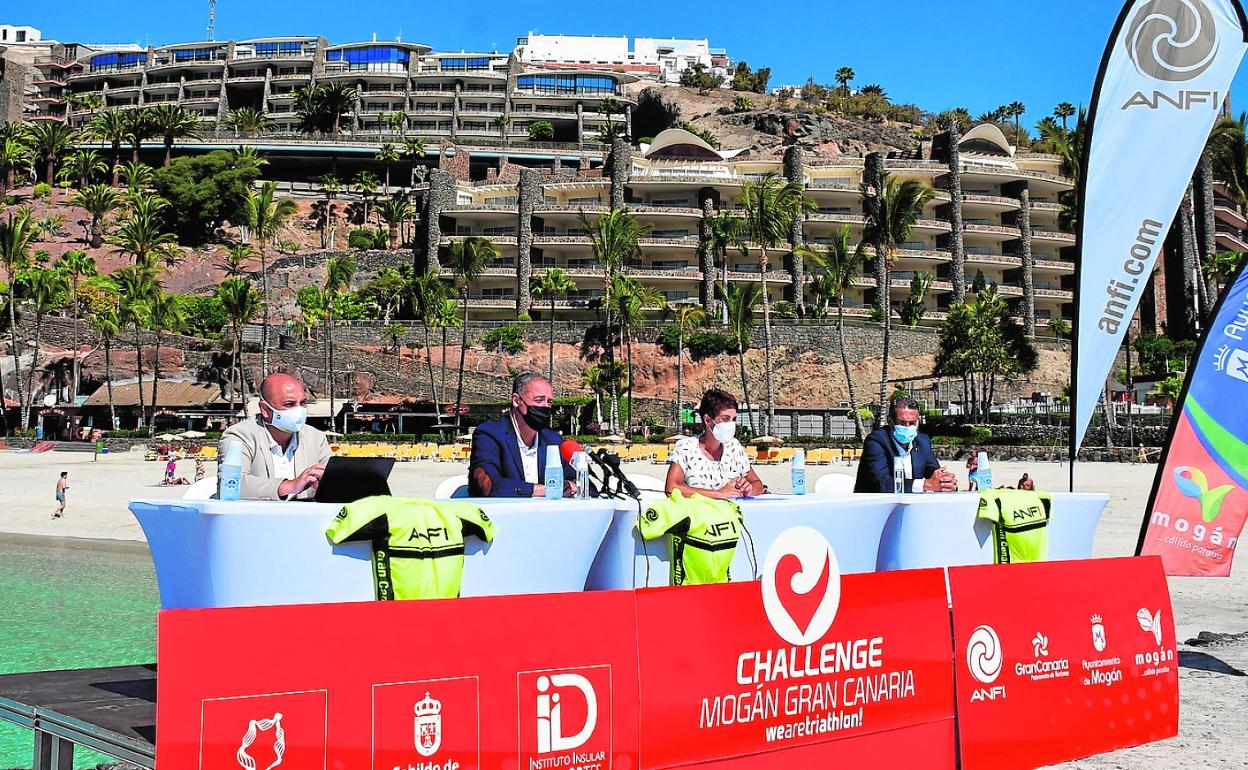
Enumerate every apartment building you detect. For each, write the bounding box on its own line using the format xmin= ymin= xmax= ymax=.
xmin=515 ymin=32 xmax=729 ymax=83
xmin=419 ymin=125 xmax=1077 ymax=329
xmin=58 ymin=37 xmax=635 ymax=146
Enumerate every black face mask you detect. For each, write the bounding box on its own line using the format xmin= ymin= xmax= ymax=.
xmin=521 ymin=403 xmax=552 ymax=431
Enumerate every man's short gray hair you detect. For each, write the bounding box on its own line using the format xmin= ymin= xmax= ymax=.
xmin=889 ymin=395 xmax=921 ymax=420
xmin=512 ymin=372 xmax=549 ymax=398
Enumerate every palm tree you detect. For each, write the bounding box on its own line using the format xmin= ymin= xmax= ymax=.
xmin=87 ymin=303 xmax=121 ymax=430
xmin=377 ymin=197 xmax=414 ymax=249
xmin=108 ymin=195 xmax=176 ymax=266
xmin=318 ymin=174 xmax=343 ymax=244
xmin=1006 ymin=101 xmax=1026 ymax=147
xmin=69 ymin=184 xmax=124 ymax=248
xmin=1054 ymin=102 xmax=1076 ymax=130
xmin=56 ymin=250 xmax=97 ymax=399
xmin=0 ymin=136 xmax=32 ymax=197
xmin=403 ymin=138 xmax=427 ymax=187
xmin=862 ymin=175 xmax=936 ymax=425
xmin=112 ymin=264 xmax=159 ymax=429
xmin=446 ymin=236 xmax=498 ymax=432
xmin=26 ymin=123 xmax=77 ymax=194
xmin=431 ymin=297 xmax=461 ymax=407
xmin=18 ymin=267 xmax=68 ymax=419
xmin=242 ymin=180 xmax=297 ymax=376
xmin=88 ymin=110 xmax=129 ymax=186
xmin=218 ymin=242 xmax=255 ymax=278
xmin=217 ymin=277 xmax=261 ymax=416
xmin=353 ymin=170 xmax=380 ymax=226
xmin=814 ymin=226 xmax=867 ymax=439
xmin=834 ymin=67 xmax=855 ymax=98
xmin=58 ymin=149 xmax=108 ymax=189
xmin=739 ymin=172 xmax=814 ymax=434
xmin=407 ymin=266 xmax=449 ymax=422
xmin=123 ymin=107 xmax=155 ymax=164
xmin=610 ymin=273 xmax=663 ymax=431
xmin=1 ymin=208 xmax=38 ymax=426
xmin=231 ymin=146 xmax=268 ymax=175
xmin=581 ymin=209 xmax=650 ymax=431
xmin=706 ymin=210 xmax=746 ymax=322
xmin=320 ymin=82 xmax=357 ymax=135
xmin=531 ymin=268 xmax=577 ymax=384
xmin=493 ymin=115 xmax=511 ymax=146
xmin=324 ymin=254 xmax=357 ymax=432
xmin=119 ymin=161 xmax=156 ymax=193
xmin=150 ymin=104 xmax=201 ymax=167
xmin=375 ymin=143 xmax=400 ymax=195
xmin=145 ymin=291 xmax=186 ymax=434
xmin=226 ymin=106 xmax=273 ymax=135
xmin=666 ymin=303 xmax=706 ymax=433
xmin=720 ymin=281 xmax=760 ymax=434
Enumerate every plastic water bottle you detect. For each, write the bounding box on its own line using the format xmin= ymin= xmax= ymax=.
xmin=791 ymin=448 xmax=806 ymax=496
xmin=573 ymin=451 xmax=590 ymax=499
xmin=219 ymin=441 xmax=243 ymax=501
xmin=893 ymin=456 xmax=907 ymax=494
xmin=977 ymin=451 xmax=992 ymax=491
xmin=545 ymin=445 xmax=564 ymax=500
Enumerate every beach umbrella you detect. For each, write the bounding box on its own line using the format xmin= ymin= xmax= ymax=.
xmin=179 ymin=430 xmax=206 ymax=439
xmin=324 ymin=430 xmax=344 ymax=437
xmin=602 ymin=434 xmax=627 ymax=443
xmin=157 ymin=433 xmax=180 ymax=441
xmin=751 ymin=435 xmax=783 ymax=446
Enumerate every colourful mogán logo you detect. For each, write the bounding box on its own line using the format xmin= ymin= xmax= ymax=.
xmin=1174 ymin=466 xmax=1233 ymax=522
xmin=761 ymin=526 xmax=842 ymax=646
xmin=1125 ymin=0 xmax=1220 ymax=82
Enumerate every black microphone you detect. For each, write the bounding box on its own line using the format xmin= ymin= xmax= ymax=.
xmin=593 ymin=449 xmax=641 ymax=499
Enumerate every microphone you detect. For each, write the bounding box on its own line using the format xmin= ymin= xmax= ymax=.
xmin=561 ymin=439 xmax=604 ymax=496
xmin=559 ymin=439 xmax=583 ymax=465
xmin=592 ymin=449 xmax=641 ymax=499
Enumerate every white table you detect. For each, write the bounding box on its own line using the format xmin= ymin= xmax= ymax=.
xmin=129 ymin=498 xmax=617 ymax=609
xmin=585 ymin=494 xmax=898 ymax=590
xmin=874 ymin=492 xmax=1110 ymax=570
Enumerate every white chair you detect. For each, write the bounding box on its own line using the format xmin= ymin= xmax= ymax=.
xmin=182 ymin=477 xmax=219 ymax=500
xmin=435 ymin=474 xmax=470 ymax=499
xmin=813 ymin=473 xmax=856 ymax=494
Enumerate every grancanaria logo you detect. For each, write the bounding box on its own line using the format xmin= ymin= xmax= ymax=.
xmin=1174 ymin=465 xmax=1234 ymax=521
xmin=1126 ymin=0 xmax=1220 ymax=82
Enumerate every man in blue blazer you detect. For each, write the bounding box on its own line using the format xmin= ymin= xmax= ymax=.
xmin=854 ymin=396 xmax=959 ymax=493
xmin=469 ymin=372 xmax=578 ymax=497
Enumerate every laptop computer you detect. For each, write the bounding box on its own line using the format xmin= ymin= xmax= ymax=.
xmin=314 ymin=457 xmax=395 ymax=504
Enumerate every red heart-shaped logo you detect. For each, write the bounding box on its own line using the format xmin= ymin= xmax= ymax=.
xmin=774 ymin=551 xmax=832 ymax=636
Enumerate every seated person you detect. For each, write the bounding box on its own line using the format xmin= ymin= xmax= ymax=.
xmin=1018 ymin=473 xmax=1035 ymax=491
xmin=218 ymin=373 xmax=332 ymax=500
xmin=469 ymin=372 xmax=577 ymax=497
xmin=665 ymin=388 xmax=765 ymax=500
xmin=854 ymin=396 xmax=958 ymax=493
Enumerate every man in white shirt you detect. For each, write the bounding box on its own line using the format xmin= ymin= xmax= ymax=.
xmin=468 ymin=372 xmax=577 ymax=497
xmin=218 ymin=373 xmax=333 ymax=500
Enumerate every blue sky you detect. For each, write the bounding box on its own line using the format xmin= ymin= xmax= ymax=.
xmin=14 ymin=0 xmax=1248 ymax=131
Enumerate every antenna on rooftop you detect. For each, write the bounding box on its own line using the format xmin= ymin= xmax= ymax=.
xmin=207 ymin=0 xmax=216 ymax=41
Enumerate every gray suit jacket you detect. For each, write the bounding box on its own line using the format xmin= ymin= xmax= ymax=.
xmin=218 ymin=418 xmax=333 ymax=500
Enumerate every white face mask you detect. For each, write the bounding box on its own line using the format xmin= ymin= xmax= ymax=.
xmin=261 ymin=399 xmax=308 ymax=434
xmin=711 ymin=420 xmax=737 ymax=443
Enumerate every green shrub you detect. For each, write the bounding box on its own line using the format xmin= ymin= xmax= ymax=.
xmin=152 ymin=150 xmax=260 ymax=246
xmin=516 ymin=312 xmax=532 ymax=323
xmin=528 ymin=121 xmax=555 ymax=142
xmin=658 ymin=325 xmax=739 ymax=358
xmin=32 ymin=183 xmax=52 ymax=199
xmin=348 ymin=228 xmax=385 ymax=249
xmin=480 ymin=324 xmax=527 ymax=354
xmin=969 ymin=426 xmax=993 ymax=443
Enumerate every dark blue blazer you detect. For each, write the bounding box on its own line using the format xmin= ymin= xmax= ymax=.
xmin=468 ymin=415 xmax=573 ymax=497
xmin=854 ymin=427 xmax=942 ymax=493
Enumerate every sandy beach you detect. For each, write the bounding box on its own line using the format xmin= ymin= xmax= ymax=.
xmin=0 ymin=448 xmax=1244 ymax=767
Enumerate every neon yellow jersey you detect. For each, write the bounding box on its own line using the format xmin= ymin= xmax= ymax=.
xmin=326 ymin=496 xmax=496 ymax=600
xmin=976 ymin=490 xmax=1052 ymax=564
xmin=640 ymin=490 xmax=743 ymax=585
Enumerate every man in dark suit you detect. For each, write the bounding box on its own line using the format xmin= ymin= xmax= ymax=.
xmin=854 ymin=396 xmax=959 ymax=493
xmin=469 ymin=372 xmax=577 ymax=497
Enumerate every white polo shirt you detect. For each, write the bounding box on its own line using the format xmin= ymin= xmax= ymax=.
xmin=268 ymin=431 xmax=299 ymax=482
xmin=511 ymin=413 xmax=539 ymax=484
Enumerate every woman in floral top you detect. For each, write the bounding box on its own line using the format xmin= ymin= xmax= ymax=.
xmin=665 ymin=388 xmax=765 ymax=500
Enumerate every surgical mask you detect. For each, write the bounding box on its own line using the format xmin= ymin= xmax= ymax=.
xmin=521 ymin=403 xmax=552 ymax=431
xmin=711 ymin=420 xmax=737 ymax=443
xmin=261 ymin=399 xmax=307 ymax=434
xmin=892 ymin=424 xmax=919 ymax=445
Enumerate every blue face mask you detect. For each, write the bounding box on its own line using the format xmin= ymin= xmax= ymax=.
xmin=892 ymin=424 xmax=919 ymax=445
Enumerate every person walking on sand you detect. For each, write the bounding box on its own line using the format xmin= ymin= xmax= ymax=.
xmin=54 ymin=471 xmax=68 ymax=518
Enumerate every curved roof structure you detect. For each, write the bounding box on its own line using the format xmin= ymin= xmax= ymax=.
xmin=642 ymin=127 xmax=726 ymax=160
xmin=959 ymin=123 xmax=1014 ymax=157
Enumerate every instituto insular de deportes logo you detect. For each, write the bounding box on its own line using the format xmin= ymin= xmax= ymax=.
xmin=1126 ymin=0 xmax=1220 ymax=82
xmin=761 ymin=526 xmax=842 ymax=646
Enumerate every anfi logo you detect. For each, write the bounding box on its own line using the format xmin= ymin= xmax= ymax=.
xmin=536 ymin=674 xmax=597 ymax=754
xmin=412 ymin=692 xmax=442 ymax=758
xmin=236 ymin=713 xmax=285 ymax=770
xmin=761 ymin=526 xmax=841 ymax=646
xmin=1032 ymin=632 xmax=1049 ymax=658
xmin=1137 ymin=608 xmax=1165 ymax=645
xmin=1126 ymin=0 xmax=1220 ymax=82
xmin=966 ymin=625 xmax=1003 ymax=684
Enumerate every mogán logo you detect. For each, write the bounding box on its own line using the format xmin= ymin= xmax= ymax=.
xmin=760 ymin=526 xmax=841 ymax=646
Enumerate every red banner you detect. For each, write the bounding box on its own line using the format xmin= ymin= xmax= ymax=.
xmin=157 ymin=591 xmax=641 ymax=770
xmin=949 ymin=557 xmax=1179 ymax=770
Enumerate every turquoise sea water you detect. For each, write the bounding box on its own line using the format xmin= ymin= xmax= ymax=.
xmin=0 ymin=536 xmax=158 ymax=769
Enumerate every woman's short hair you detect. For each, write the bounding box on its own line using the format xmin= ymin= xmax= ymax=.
xmin=699 ymin=388 xmax=738 ymax=419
